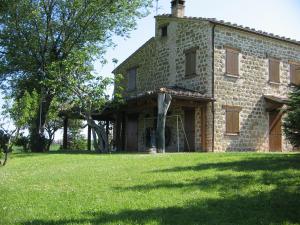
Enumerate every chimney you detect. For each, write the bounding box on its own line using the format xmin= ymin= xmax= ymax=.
xmin=171 ymin=0 xmax=185 ymax=18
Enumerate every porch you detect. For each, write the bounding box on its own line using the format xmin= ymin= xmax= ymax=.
xmin=115 ymin=87 xmax=214 ymax=153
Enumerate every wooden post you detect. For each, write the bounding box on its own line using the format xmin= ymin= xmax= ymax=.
xmin=156 ymin=93 xmax=172 ymax=153
xmin=201 ymin=105 xmax=207 ymax=151
xmin=63 ymin=117 xmax=68 ymax=149
xmin=87 ymin=125 xmax=91 ymax=151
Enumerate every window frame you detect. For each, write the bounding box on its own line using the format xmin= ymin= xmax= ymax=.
xmin=225 ymin=46 xmax=240 ymax=76
xmin=127 ymin=67 xmax=137 ymax=91
xmin=222 ymin=105 xmax=242 ymax=135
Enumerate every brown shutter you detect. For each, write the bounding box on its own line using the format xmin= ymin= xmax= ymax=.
xmin=290 ymin=64 xmax=300 ymax=86
xmin=269 ymin=59 xmax=280 ymax=83
xmin=226 ymin=111 xmax=233 ymax=133
xmin=226 ymin=49 xmax=239 ymax=75
xmin=296 ymin=66 xmax=300 ymax=85
xmin=232 ymin=111 xmax=240 ymax=133
xmin=224 ymin=106 xmax=241 ymax=134
xmin=127 ymin=68 xmax=136 ymax=91
xmin=185 ymin=51 xmax=196 ymax=76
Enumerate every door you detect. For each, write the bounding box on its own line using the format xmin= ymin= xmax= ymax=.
xmin=126 ymin=114 xmax=138 ymax=152
xmin=184 ymin=108 xmax=195 ymax=152
xmin=269 ymin=111 xmax=282 ymax=152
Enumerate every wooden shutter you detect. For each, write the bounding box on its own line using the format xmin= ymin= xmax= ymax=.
xmin=269 ymin=59 xmax=280 ymax=83
xmin=226 ymin=49 xmax=239 ymax=75
xmin=290 ymin=64 xmax=300 ymax=86
xmin=185 ymin=50 xmax=196 ymax=76
xmin=224 ymin=106 xmax=241 ymax=134
xmin=127 ymin=68 xmax=136 ymax=91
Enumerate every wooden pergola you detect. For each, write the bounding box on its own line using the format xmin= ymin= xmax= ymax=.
xmin=59 ymin=110 xmax=115 ymax=151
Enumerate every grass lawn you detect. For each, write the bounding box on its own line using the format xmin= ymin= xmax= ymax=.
xmin=0 ymin=152 xmax=300 ymax=225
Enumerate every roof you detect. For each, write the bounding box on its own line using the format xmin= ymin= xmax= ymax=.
xmin=126 ymin=86 xmax=214 ymax=102
xmin=264 ymin=95 xmax=289 ymax=111
xmin=156 ymin=14 xmax=300 ymax=46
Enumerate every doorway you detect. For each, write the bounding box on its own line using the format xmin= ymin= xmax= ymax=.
xmin=269 ymin=111 xmax=282 ymax=152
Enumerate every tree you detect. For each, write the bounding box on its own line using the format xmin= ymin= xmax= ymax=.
xmin=50 ymin=49 xmax=124 ymax=152
xmin=283 ymin=86 xmax=300 ymax=148
xmin=0 ymin=0 xmax=152 ymax=152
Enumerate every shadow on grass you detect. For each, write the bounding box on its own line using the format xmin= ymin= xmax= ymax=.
xmin=20 ymin=154 xmax=300 ymax=225
xmin=21 ymin=188 xmax=300 ymax=225
xmin=151 ymin=154 xmax=300 ymax=173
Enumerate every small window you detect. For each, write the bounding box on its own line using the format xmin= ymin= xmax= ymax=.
xmin=161 ymin=26 xmax=168 ymax=37
xmin=226 ymin=48 xmax=239 ymax=76
xmin=223 ymin=105 xmax=242 ymax=134
xmin=269 ymin=59 xmax=280 ymax=83
xmin=127 ymin=68 xmax=136 ymax=91
xmin=185 ymin=49 xmax=197 ymax=77
xmin=290 ymin=63 xmax=300 ymax=86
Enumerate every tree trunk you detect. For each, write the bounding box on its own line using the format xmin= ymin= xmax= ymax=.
xmin=30 ymin=93 xmax=53 ymax=152
xmin=156 ymin=93 xmax=172 ymax=153
xmin=85 ymin=115 xmax=108 ymax=153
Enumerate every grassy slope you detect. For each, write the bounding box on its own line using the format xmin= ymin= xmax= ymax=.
xmin=0 ymin=152 xmax=300 ymax=225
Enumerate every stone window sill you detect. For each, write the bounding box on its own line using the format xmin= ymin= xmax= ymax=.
xmin=185 ymin=73 xmax=198 ymax=79
xmin=224 ymin=133 xmax=240 ymax=136
xmin=268 ymin=81 xmax=280 ymax=85
xmin=224 ymin=73 xmax=239 ymax=78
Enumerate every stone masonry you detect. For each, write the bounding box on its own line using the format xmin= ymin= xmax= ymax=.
xmin=113 ymin=14 xmax=300 ymax=152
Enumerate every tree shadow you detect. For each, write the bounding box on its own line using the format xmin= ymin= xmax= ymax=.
xmin=19 ymin=154 xmax=300 ymax=225
xmin=21 ymin=188 xmax=300 ymax=225
xmin=151 ymin=154 xmax=300 ymax=173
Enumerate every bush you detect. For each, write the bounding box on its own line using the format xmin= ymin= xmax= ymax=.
xmin=14 ymin=135 xmax=29 ymax=152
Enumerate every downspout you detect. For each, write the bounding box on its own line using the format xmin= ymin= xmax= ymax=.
xmin=211 ymin=23 xmax=216 ymax=152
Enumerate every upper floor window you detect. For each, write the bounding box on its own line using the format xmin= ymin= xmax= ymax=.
xmin=269 ymin=58 xmax=280 ymax=83
xmin=161 ymin=25 xmax=168 ymax=37
xmin=225 ymin=47 xmax=239 ymax=76
xmin=127 ymin=67 xmax=136 ymax=91
xmin=290 ymin=62 xmax=300 ymax=86
xmin=223 ymin=105 xmax=242 ymax=135
xmin=185 ymin=47 xmax=198 ymax=77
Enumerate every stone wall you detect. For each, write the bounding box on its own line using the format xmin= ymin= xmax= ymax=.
xmin=114 ymin=16 xmax=300 ymax=152
xmin=213 ymin=25 xmax=300 ymax=152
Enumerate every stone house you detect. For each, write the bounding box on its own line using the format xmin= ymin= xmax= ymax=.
xmin=111 ymin=0 xmax=300 ymax=153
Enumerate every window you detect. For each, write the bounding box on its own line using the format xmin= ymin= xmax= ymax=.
xmin=161 ymin=26 xmax=168 ymax=37
xmin=269 ymin=58 xmax=280 ymax=83
xmin=185 ymin=48 xmax=197 ymax=77
xmin=290 ymin=63 xmax=300 ymax=86
xmin=223 ymin=105 xmax=242 ymax=134
xmin=226 ymin=48 xmax=239 ymax=76
xmin=127 ymin=68 xmax=136 ymax=91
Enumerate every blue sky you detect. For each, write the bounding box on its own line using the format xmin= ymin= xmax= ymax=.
xmin=1 ymin=0 xmax=300 ymax=122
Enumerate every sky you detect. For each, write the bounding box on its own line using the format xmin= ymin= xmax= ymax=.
xmin=1 ymin=0 xmax=300 ymax=132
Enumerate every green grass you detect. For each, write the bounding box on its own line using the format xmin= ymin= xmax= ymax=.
xmin=0 ymin=152 xmax=300 ymax=225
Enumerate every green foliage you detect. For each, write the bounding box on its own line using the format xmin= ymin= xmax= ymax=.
xmin=63 ymin=120 xmax=87 ymax=150
xmin=7 ymin=90 xmax=39 ymax=129
xmin=0 ymin=0 xmax=152 ymax=151
xmin=0 ymin=129 xmax=9 ymax=151
xmin=14 ymin=134 xmax=29 ymax=151
xmin=283 ymin=86 xmax=300 ymax=147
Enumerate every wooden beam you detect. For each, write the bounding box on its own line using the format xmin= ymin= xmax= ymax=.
xmin=201 ymin=105 xmax=207 ymax=151
xmin=269 ymin=108 xmax=285 ymax=133
xmin=87 ymin=125 xmax=91 ymax=151
xmin=63 ymin=117 xmax=68 ymax=149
